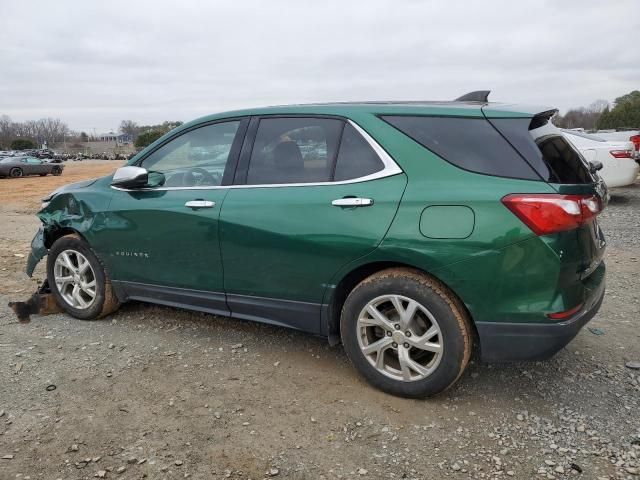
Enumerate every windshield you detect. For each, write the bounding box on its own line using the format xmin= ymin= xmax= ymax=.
xmin=0 ymin=158 xmax=15 ymax=164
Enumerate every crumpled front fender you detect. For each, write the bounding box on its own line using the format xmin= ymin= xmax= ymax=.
xmin=26 ymin=227 xmax=47 ymax=277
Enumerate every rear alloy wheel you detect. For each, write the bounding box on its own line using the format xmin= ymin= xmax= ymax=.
xmin=357 ymin=294 xmax=444 ymax=382
xmin=47 ymin=235 xmax=119 ymax=320
xmin=9 ymin=167 xmax=23 ymax=178
xmin=341 ymin=268 xmax=472 ymax=398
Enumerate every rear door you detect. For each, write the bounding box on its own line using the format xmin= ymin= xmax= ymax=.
xmin=219 ymin=116 xmax=406 ymax=333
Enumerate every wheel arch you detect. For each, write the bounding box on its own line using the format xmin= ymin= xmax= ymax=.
xmin=325 ymin=261 xmax=478 ymax=348
xmin=43 ymin=226 xmax=87 ymax=249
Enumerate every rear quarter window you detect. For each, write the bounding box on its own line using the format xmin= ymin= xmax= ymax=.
xmin=381 ymin=116 xmax=539 ymax=180
xmin=489 ymin=118 xmax=595 ymax=184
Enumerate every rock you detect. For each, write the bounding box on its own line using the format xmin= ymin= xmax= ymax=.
xmin=116 ymin=466 xmax=126 ymax=474
xmin=70 ymin=444 xmax=79 ymax=452
xmin=516 ymin=414 xmax=524 ymax=421
xmin=358 ymin=468 xmax=368 ymax=475
xmin=231 ymin=343 xmax=243 ymax=349
xmin=554 ymin=466 xmax=565 ymax=474
xmin=625 ymin=467 xmax=638 ymax=475
xmin=175 ymin=460 xmax=184 ymax=466
xmin=2 ymin=454 xmax=14 ymax=460
xmin=127 ymin=457 xmax=137 ymax=464
xmin=544 ymin=460 xmax=556 ymax=466
xmin=273 ymin=361 xmax=280 ymax=367
xmin=625 ymin=361 xmax=640 ymax=370
xmin=96 ymin=471 xmax=107 ymax=478
xmin=268 ymin=467 xmax=279 ymax=476
xmin=452 ymin=463 xmax=461 ymax=471
xmin=506 ymin=471 xmax=515 ymax=476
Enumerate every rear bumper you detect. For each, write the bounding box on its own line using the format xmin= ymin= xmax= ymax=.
xmin=476 ymin=266 xmax=606 ymax=362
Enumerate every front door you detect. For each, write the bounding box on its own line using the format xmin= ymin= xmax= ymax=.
xmin=95 ymin=119 xmax=247 ymax=307
xmin=219 ymin=116 xmax=406 ymax=332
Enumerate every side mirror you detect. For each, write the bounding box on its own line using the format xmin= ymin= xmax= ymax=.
xmin=111 ymin=166 xmax=149 ymax=189
xmin=589 ymin=160 xmax=603 ymax=173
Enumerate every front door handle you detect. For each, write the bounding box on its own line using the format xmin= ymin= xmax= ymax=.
xmin=331 ymin=197 xmax=374 ymax=207
xmin=185 ymin=200 xmax=215 ymax=209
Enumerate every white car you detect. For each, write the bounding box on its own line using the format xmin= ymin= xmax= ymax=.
xmin=596 ymin=130 xmax=640 ymax=160
xmin=562 ymin=130 xmax=639 ymax=188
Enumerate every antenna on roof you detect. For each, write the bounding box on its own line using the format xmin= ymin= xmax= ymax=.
xmin=455 ymin=90 xmax=491 ymax=102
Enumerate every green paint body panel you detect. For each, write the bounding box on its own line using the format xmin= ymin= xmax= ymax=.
xmin=419 ymin=206 xmax=475 ymax=239
xmin=219 ymin=174 xmax=407 ymax=304
xmin=28 ymin=100 xmax=605 ymax=356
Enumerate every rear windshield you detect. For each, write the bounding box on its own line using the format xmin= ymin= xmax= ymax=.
xmin=381 ymin=116 xmax=539 ymax=180
xmin=490 ymin=117 xmax=595 ymax=184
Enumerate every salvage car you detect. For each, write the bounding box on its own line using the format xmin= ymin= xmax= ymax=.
xmin=25 ymin=92 xmax=607 ymax=397
xmin=0 ymin=156 xmax=63 ymax=178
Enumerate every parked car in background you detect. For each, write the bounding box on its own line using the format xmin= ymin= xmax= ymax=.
xmin=596 ymin=130 xmax=640 ymax=162
xmin=562 ymin=130 xmax=639 ymax=187
xmin=0 ymin=156 xmax=64 ymax=178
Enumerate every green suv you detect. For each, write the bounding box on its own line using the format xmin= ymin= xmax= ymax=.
xmin=26 ymin=92 xmax=607 ymax=397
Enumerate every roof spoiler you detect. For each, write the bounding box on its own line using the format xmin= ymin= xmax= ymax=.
xmin=455 ymin=90 xmax=491 ymax=102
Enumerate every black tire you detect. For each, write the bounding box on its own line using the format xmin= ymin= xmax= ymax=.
xmin=340 ymin=267 xmax=472 ymax=398
xmin=52 ymin=167 xmax=62 ymax=176
xmin=47 ymin=234 xmax=120 ymax=320
xmin=9 ymin=167 xmax=23 ymax=178
xmin=40 ymin=173 xmax=47 ymax=176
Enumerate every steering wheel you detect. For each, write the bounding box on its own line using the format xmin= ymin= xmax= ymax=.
xmin=184 ymin=167 xmax=218 ymax=186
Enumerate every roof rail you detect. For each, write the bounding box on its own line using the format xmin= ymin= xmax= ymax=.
xmin=455 ymin=90 xmax=491 ymax=102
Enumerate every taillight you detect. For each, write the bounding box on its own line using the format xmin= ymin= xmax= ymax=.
xmin=629 ymin=135 xmax=640 ymax=151
xmin=502 ymin=194 xmax=602 ymax=236
xmin=610 ymin=149 xmax=633 ymax=159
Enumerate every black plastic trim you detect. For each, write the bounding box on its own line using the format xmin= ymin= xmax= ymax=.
xmin=112 ymin=281 xmax=230 ymax=317
xmin=227 ymin=293 xmax=322 ymax=333
xmin=476 ymin=274 xmax=605 ymax=362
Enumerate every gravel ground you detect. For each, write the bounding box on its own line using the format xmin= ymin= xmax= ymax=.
xmin=0 ymin=175 xmax=639 ymax=480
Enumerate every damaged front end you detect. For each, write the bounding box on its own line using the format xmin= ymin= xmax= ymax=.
xmin=26 ymin=227 xmax=48 ymax=277
xmin=11 ymin=176 xmax=112 ymax=322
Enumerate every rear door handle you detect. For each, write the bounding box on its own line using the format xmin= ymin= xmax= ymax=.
xmin=185 ymin=200 xmax=215 ymax=209
xmin=331 ymin=197 xmax=374 ymax=207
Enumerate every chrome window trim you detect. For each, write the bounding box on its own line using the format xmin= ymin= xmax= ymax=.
xmin=110 ymin=119 xmax=403 ymax=192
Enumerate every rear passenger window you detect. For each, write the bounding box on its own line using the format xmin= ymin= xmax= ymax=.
xmin=246 ymin=118 xmax=343 ymax=184
xmin=381 ymin=116 xmax=539 ymax=180
xmin=333 ymin=124 xmax=384 ymax=181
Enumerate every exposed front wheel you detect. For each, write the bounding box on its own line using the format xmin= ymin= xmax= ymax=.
xmin=340 ymin=268 xmax=472 ymax=398
xmin=9 ymin=167 xmax=23 ymax=178
xmin=52 ymin=167 xmax=62 ymax=176
xmin=47 ymin=235 xmax=119 ymax=320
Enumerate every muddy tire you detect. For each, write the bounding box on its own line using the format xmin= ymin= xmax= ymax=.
xmin=52 ymin=167 xmax=62 ymax=176
xmin=46 ymin=234 xmax=120 ymax=320
xmin=340 ymin=267 xmax=472 ymax=398
xmin=9 ymin=167 xmax=23 ymax=178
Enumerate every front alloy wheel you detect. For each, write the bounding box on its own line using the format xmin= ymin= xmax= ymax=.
xmin=47 ymin=234 xmax=120 ymax=320
xmin=53 ymin=249 xmax=97 ymax=309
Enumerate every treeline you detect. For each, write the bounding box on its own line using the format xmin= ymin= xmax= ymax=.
xmin=118 ymin=120 xmax=183 ymax=148
xmin=554 ymin=90 xmax=640 ymax=131
xmin=0 ymin=115 xmax=71 ymax=150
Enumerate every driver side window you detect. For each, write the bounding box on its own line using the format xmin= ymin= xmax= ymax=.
xmin=140 ymin=121 xmax=240 ymax=187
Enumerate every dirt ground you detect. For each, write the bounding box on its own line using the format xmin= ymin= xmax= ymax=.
xmin=0 ymin=164 xmax=638 ymax=479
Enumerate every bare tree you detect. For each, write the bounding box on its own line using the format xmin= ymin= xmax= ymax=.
xmin=119 ymin=120 xmax=139 ymax=139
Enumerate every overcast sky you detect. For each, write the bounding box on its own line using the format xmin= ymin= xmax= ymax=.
xmin=0 ymin=0 xmax=637 ymax=133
